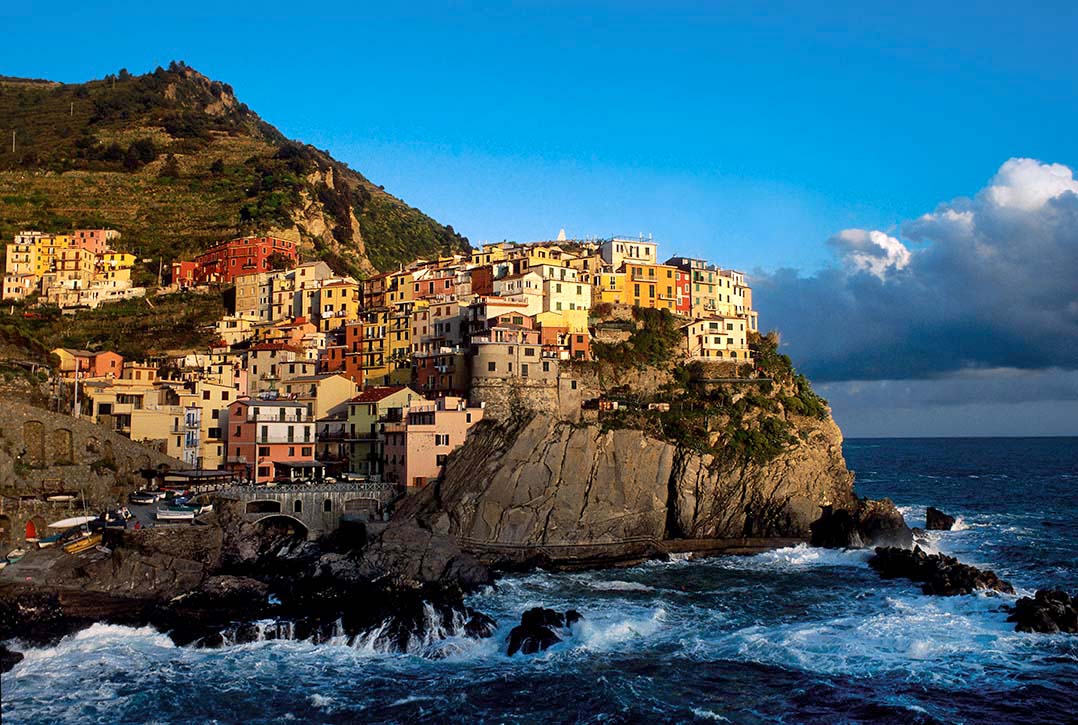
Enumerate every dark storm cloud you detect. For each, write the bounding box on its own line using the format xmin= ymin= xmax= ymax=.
xmin=752 ymin=158 xmax=1078 ymax=382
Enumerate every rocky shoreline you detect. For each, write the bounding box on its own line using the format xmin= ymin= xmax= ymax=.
xmin=0 ymin=494 xmax=916 ymax=673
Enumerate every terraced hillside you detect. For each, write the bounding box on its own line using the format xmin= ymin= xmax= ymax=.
xmin=0 ymin=62 xmax=469 ymax=278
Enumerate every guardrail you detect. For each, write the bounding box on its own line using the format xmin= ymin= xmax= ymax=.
xmin=219 ymin=481 xmax=397 ymax=497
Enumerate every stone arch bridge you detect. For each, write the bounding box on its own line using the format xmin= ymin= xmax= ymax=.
xmin=215 ymin=482 xmax=398 ymax=540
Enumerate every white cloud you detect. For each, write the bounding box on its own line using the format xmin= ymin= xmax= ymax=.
xmin=983 ymin=157 xmax=1078 ymax=211
xmin=754 ymin=157 xmax=1078 ymax=382
xmin=826 ymin=228 xmax=911 ymax=279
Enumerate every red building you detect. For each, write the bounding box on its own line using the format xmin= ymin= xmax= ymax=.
xmin=675 ymin=270 xmax=692 ymax=316
xmin=172 ymin=236 xmax=298 ymax=286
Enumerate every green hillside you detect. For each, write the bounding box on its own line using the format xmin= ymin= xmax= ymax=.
xmin=0 ymin=62 xmax=469 ymax=278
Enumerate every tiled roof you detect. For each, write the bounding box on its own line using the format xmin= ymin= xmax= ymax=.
xmin=351 ymin=386 xmax=409 ymax=403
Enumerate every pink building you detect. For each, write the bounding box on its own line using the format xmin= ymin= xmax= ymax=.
xmin=225 ymin=399 xmax=317 ymax=483
xmin=72 ymin=229 xmax=119 ymax=255
xmin=383 ymin=396 xmax=484 ymax=489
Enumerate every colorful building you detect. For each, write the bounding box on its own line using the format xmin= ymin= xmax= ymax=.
xmin=382 ymin=396 xmax=484 ymax=489
xmin=224 ymin=399 xmax=316 ymax=483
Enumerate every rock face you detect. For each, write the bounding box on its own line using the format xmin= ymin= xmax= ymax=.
xmin=868 ymin=546 xmax=1015 ymax=596
xmin=398 ymin=415 xmax=904 ymax=566
xmin=1006 ymin=590 xmax=1078 ymax=634
xmin=506 ymin=607 xmax=582 ymax=656
xmin=925 ymin=507 xmax=956 ymax=531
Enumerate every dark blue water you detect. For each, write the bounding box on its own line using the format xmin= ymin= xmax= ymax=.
xmin=3 ymin=438 xmax=1076 ymax=723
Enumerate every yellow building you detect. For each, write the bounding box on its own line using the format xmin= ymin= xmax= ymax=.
xmin=593 ymin=271 xmax=625 ymax=306
xmin=681 ymin=317 xmax=752 ymax=362
xmin=317 ymin=279 xmax=361 ymax=331
xmin=280 ymin=373 xmax=358 ymax=420
xmin=469 ymin=243 xmax=510 ymax=267
xmin=35 ymin=234 xmax=74 ymax=276
xmin=5 ymin=241 xmax=38 ymax=276
xmin=622 ymin=263 xmax=678 ymax=311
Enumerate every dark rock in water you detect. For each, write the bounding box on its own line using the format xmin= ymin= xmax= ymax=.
xmin=1006 ymin=590 xmax=1078 ymax=634
xmin=0 ymin=642 xmax=23 ymax=673
xmin=925 ymin=507 xmax=956 ymax=531
xmin=464 ymin=609 xmax=497 ymax=639
xmin=811 ymin=500 xmax=913 ymax=549
xmin=868 ymin=546 xmax=1015 ymax=596
xmin=506 ymin=606 xmax=582 ymax=656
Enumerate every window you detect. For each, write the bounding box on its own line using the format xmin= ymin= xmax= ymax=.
xmin=436 ymin=454 xmax=448 ymax=466
xmin=258 ymin=446 xmax=270 ymax=457
xmin=261 ymin=425 xmax=268 ymax=441
xmin=488 ymin=361 xmax=496 ymax=372
xmin=293 ymin=499 xmax=302 ymax=513
xmin=525 ymin=347 xmax=535 ymax=356
xmin=542 ymin=361 xmax=550 ymax=372
xmin=202 ymin=390 xmax=211 ymax=400
xmin=324 ymin=499 xmax=333 ymax=513
xmin=570 ymin=380 xmax=578 ymax=390
xmin=212 ymin=409 xmax=220 ymax=420
xmin=288 ymin=447 xmax=295 ymax=456
xmin=522 ymin=364 xmax=529 ymax=377
xmin=435 ymin=434 xmax=449 ymax=445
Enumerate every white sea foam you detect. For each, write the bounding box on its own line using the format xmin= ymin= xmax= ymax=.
xmin=309 ymin=693 xmax=335 ymax=709
xmin=727 ymin=543 xmax=872 ymax=570
xmin=691 ymin=707 xmax=731 ymax=721
xmin=587 ymin=580 xmax=655 ymax=592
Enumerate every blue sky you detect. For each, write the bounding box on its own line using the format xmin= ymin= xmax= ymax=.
xmin=3 ymin=1 xmax=1077 ymax=435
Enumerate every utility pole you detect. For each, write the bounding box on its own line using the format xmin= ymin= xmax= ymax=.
xmin=72 ymin=363 xmax=81 ymax=418
xmin=11 ymin=130 xmax=14 ymax=154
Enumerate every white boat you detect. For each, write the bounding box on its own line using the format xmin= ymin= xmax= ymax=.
xmin=47 ymin=515 xmax=98 ymax=529
xmin=6 ymin=548 xmax=28 ymax=564
xmin=46 ymin=494 xmax=77 ymax=503
xmin=155 ymin=507 xmax=195 ymax=521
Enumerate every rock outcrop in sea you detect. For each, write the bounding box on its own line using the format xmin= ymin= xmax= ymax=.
xmin=926 ymin=506 xmax=957 ymax=531
xmin=1006 ymin=590 xmax=1078 ymax=634
xmin=868 ymin=546 xmax=1015 ymax=596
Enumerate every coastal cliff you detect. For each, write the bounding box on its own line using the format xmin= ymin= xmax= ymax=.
xmin=396 ymin=327 xmax=909 ymax=567
xmin=397 ymin=411 xmax=888 ymax=567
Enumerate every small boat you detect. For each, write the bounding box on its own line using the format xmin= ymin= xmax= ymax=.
xmin=63 ymin=534 xmax=102 ymax=555
xmin=48 ymin=515 xmax=98 ymax=530
xmin=6 ymin=548 xmax=28 ymax=564
xmin=129 ymin=491 xmax=156 ymax=505
xmin=156 ymin=506 xmax=195 ymax=522
xmin=0 ymin=560 xmax=7 ymax=571
xmin=37 ymin=532 xmax=66 ymax=548
xmin=25 ymin=520 xmax=38 ymax=543
xmin=45 ymin=494 xmax=77 ymax=503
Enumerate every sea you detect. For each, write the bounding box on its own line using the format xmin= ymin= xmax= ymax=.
xmin=2 ymin=437 xmax=1076 ymax=723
